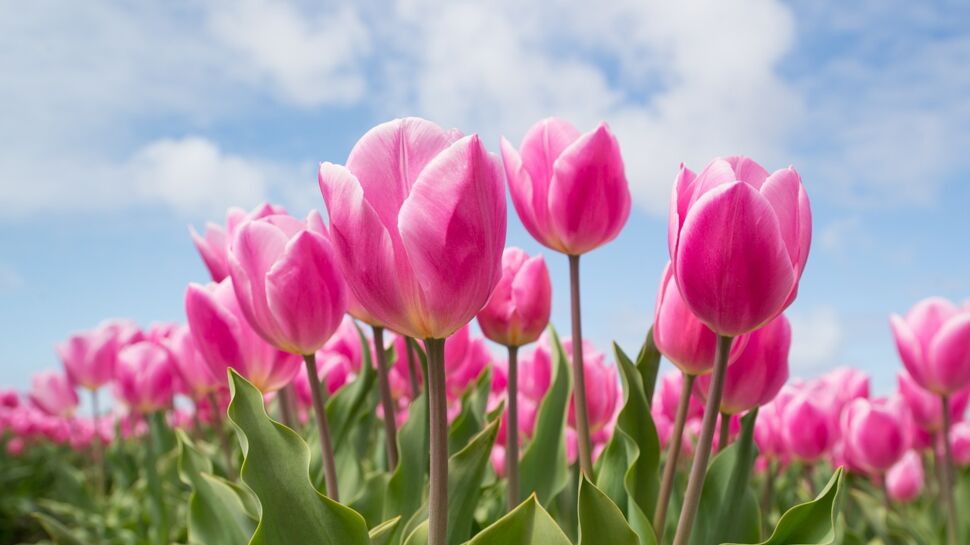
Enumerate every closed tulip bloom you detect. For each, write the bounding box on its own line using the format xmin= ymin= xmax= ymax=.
xmin=782 ymin=393 xmax=834 ymax=462
xmin=898 ymin=370 xmax=969 ymax=433
xmin=319 ymin=117 xmax=507 ymax=340
xmin=114 ymin=341 xmax=176 ymax=413
xmin=562 ymin=338 xmax=619 ymax=439
xmin=191 ymin=203 xmax=287 ymax=281
xmin=949 ymin=421 xmax=970 ymax=466
xmin=886 ymin=451 xmax=924 ymax=503
xmin=477 ymin=247 xmax=552 ymax=347
xmin=29 ymin=370 xmax=79 ymax=418
xmin=696 ymin=315 xmax=790 ymax=415
xmin=185 ymin=278 xmax=302 ymax=392
xmin=890 ymin=297 xmax=970 ymax=396
xmin=57 ymin=325 xmax=123 ymax=391
xmin=163 ymin=325 xmax=221 ymax=399
xmin=655 ymin=371 xmax=704 ymax=422
xmin=841 ymin=397 xmax=911 ymax=473
xmin=500 ymin=118 xmax=630 ymax=255
xmin=229 ymin=213 xmax=347 ymax=356
xmin=669 ymin=157 xmax=812 ymax=337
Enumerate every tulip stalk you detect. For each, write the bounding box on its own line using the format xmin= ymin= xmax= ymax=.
xmin=276 ymin=385 xmax=297 ymax=430
xmin=425 ymin=337 xmax=448 ymax=545
xmin=672 ymin=335 xmax=733 ymax=545
xmin=373 ymin=326 xmax=399 ymax=469
xmin=405 ymin=337 xmax=421 ymax=398
xmin=506 ymin=344 xmax=520 ymax=510
xmin=568 ymin=254 xmax=594 ymax=477
xmin=653 ymin=372 xmax=696 ymax=540
xmin=940 ymin=395 xmax=959 ymax=545
xmin=303 ymin=353 xmax=340 ymax=500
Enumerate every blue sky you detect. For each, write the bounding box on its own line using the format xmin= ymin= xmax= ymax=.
xmin=2 ymin=0 xmax=969 ymax=398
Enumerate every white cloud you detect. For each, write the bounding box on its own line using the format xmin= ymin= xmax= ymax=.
xmin=787 ymin=305 xmax=844 ymax=374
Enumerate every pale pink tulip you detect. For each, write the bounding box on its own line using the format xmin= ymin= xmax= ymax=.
xmin=886 ymin=451 xmax=924 ymax=503
xmin=191 ymin=203 xmax=287 ymax=281
xmin=29 ymin=370 xmax=79 ymax=418
xmin=949 ymin=421 xmax=970 ymax=466
xmin=114 ymin=341 xmax=176 ymax=413
xmin=898 ymin=370 xmax=969 ymax=433
xmin=163 ymin=324 xmax=221 ymax=400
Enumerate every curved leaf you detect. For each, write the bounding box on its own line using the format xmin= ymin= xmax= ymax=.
xmin=384 ymin=390 xmax=430 ymax=545
xmin=32 ymin=513 xmax=85 ymax=545
xmin=689 ymin=426 xmax=761 ymax=545
xmin=371 ymin=517 xmax=403 ymax=545
xmin=449 ymin=367 xmax=493 ymax=454
xmin=725 ymin=468 xmax=845 ymax=545
xmin=227 ymin=369 xmax=371 ymax=545
xmin=578 ymin=477 xmax=639 ymax=545
xmin=519 ymin=328 xmax=571 ymax=505
xmin=464 ymin=495 xmax=572 ymax=545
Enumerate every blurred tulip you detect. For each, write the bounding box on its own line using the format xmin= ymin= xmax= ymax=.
xmin=886 ymin=451 xmax=924 ymax=503
xmin=950 ymin=421 xmax=970 ymax=467
xmin=185 ymin=278 xmax=301 ymax=393
xmin=782 ymin=392 xmax=834 ymax=462
xmin=0 ymin=389 xmax=19 ymax=409
xmin=477 ymin=247 xmax=552 ymax=348
xmin=191 ymin=203 xmax=287 ymax=281
xmin=841 ymin=397 xmax=911 ymax=473
xmin=319 ymin=117 xmax=507 ymax=340
xmin=500 ymin=117 xmax=630 ymax=256
xmin=655 ymin=371 xmax=704 ymax=423
xmin=891 ymin=297 xmax=970 ymax=396
xmin=29 ymin=370 xmax=78 ymax=418
xmin=697 ymin=314 xmax=790 ymax=415
xmin=898 ymin=370 xmax=969 ymax=433
xmin=6 ymin=437 xmax=24 ymax=456
xmin=668 ymin=157 xmax=811 ymax=337
xmin=163 ymin=324 xmax=221 ymax=399
xmin=114 ymin=341 xmax=176 ymax=413
xmin=563 ymin=338 xmax=619 ymax=439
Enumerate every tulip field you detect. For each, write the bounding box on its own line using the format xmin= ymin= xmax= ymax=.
xmin=5 ymin=117 xmax=970 ymax=545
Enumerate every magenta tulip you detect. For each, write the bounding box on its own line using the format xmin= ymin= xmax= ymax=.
xmin=163 ymin=324 xmax=221 ymax=400
xmin=696 ymin=314 xmax=790 ymax=415
xmin=563 ymin=338 xmax=619 ymax=440
xmin=191 ymin=203 xmax=287 ymax=281
xmin=319 ymin=117 xmax=506 ymax=340
xmin=949 ymin=421 xmax=970 ymax=466
xmin=114 ymin=341 xmax=176 ymax=413
xmin=886 ymin=451 xmax=924 ymax=503
xmin=500 ymin=117 xmax=630 ymax=256
xmin=891 ymin=297 xmax=970 ymax=396
xmin=29 ymin=370 xmax=79 ymax=418
xmin=841 ymin=397 xmax=911 ymax=473
xmin=782 ymin=392 xmax=834 ymax=462
xmin=655 ymin=371 xmax=704 ymax=423
xmin=477 ymin=247 xmax=551 ymax=348
xmin=669 ymin=157 xmax=811 ymax=337
xmin=185 ymin=278 xmax=301 ymax=393
xmin=898 ymin=370 xmax=969 ymax=433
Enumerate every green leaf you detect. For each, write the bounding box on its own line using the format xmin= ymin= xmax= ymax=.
xmin=725 ymin=468 xmax=845 ymax=545
xmin=519 ymin=328 xmax=571 ymax=505
xmin=714 ymin=409 xmax=761 ymax=541
xmin=634 ymin=326 xmax=662 ymax=401
xmin=227 ymin=369 xmax=371 ymax=545
xmin=464 ymin=495 xmax=572 ymax=545
xmin=32 ymin=513 xmax=85 ymax=545
xmin=177 ymin=430 xmax=257 ymax=545
xmin=349 ymin=472 xmax=391 ymax=528
xmin=446 ymin=412 xmax=502 ymax=545
xmin=370 ymin=517 xmax=402 ymax=545
xmin=404 ymin=522 xmax=429 ymax=545
xmin=383 ymin=391 xmax=430 ymax=545
xmin=327 ymin=324 xmax=379 ymax=445
xmin=448 ymin=367 xmax=493 ymax=454
xmin=578 ymin=477 xmax=640 ymax=545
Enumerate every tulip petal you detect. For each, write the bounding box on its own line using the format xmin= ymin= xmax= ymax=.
xmin=185 ymin=283 xmax=244 ymax=381
xmin=399 ymin=135 xmax=507 ymax=338
xmin=668 ymin=165 xmax=696 ymax=262
xmin=548 ymin=123 xmax=630 ymax=255
xmin=724 ymin=156 xmax=770 ymax=188
xmin=928 ymin=313 xmax=970 ymax=394
xmin=502 ymin=138 xmax=558 ymax=251
xmin=890 ymin=314 xmax=929 ymax=388
xmin=229 ymin=220 xmax=290 ymax=347
xmin=760 ymin=168 xmax=811 ymax=277
xmin=190 ymin=223 xmax=229 ymax=281
xmin=265 ymin=231 xmax=347 ymax=355
xmin=509 ymin=254 xmax=552 ymax=346
xmin=675 ymin=181 xmax=795 ymax=336
xmin=905 ymin=297 xmax=960 ymax=356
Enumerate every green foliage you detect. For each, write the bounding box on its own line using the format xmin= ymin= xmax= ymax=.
xmin=578 ymin=477 xmax=640 ymax=545
xmin=465 ymin=495 xmax=572 ymax=545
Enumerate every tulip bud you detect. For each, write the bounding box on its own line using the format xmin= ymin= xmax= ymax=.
xmin=782 ymin=392 xmax=834 ymax=462
xmin=477 ymin=247 xmax=552 ymax=347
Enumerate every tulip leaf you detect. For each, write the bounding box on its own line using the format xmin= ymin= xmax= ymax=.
xmin=404 ymin=522 xmax=429 ymax=545
xmin=578 ymin=476 xmax=640 ymax=545
xmin=383 ymin=390 xmax=430 ymax=545
xmin=724 ymin=468 xmax=845 ymax=545
xmin=226 ymin=369 xmax=371 ymax=545
xmin=32 ymin=513 xmax=85 ymax=545
xmin=449 ymin=367 xmax=493 ymax=454
xmin=594 ymin=341 xmax=661 ymax=545
xmin=464 ymin=495 xmax=572 ymax=545
xmin=327 ymin=324 xmax=378 ymax=444
xmin=634 ymin=326 xmax=662 ymax=401
xmin=519 ymin=328 xmax=571 ymax=505
xmin=370 ymin=517 xmax=402 ymax=545
xmin=176 ymin=429 xmax=257 ymax=545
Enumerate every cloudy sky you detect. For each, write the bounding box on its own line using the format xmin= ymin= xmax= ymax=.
xmin=2 ymin=0 xmax=968 ymax=396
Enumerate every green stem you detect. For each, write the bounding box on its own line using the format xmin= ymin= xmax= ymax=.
xmin=568 ymin=254 xmax=594 ymax=477
xmin=373 ymin=326 xmax=400 ymax=469
xmin=761 ymin=459 xmax=776 ymax=534
xmin=425 ymin=337 xmax=448 ymax=545
xmin=303 ymin=353 xmax=340 ymax=500
xmin=671 ymin=335 xmax=733 ymax=545
xmin=653 ymin=372 xmax=696 ymax=542
xmin=940 ymin=395 xmax=959 ymax=545
xmin=506 ymin=344 xmax=520 ymax=510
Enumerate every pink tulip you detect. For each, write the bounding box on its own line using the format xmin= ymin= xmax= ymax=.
xmin=655 ymin=371 xmax=704 ymax=423
xmin=57 ymin=322 xmax=131 ymax=391
xmin=114 ymin=341 xmax=176 ymax=413
xmin=228 ymin=212 xmax=347 ymax=356
xmin=387 ymin=333 xmax=423 ymax=403
xmin=163 ymin=324 xmax=221 ymax=400
xmin=29 ymin=370 xmax=79 ymax=418
xmin=841 ymin=397 xmax=911 ymax=473
xmin=755 ymin=397 xmax=786 ymax=462
xmin=6 ymin=437 xmax=25 ymax=456
xmin=477 ymin=247 xmax=552 ymax=347
xmin=782 ymin=392 xmax=834 ymax=462
xmin=185 ymin=277 xmax=302 ymax=392
xmin=949 ymin=421 xmax=970 ymax=466
xmin=668 ymin=157 xmax=812 ymax=337
xmin=500 ymin=118 xmax=630 ymax=256
xmin=292 ymin=318 xmax=364 ymax=406
xmin=820 ymin=367 xmax=870 ymax=404
xmin=0 ymin=389 xmax=19 ymax=410
xmin=443 ymin=325 xmax=493 ymax=401
xmin=563 ymin=338 xmax=619 ymax=438
xmin=191 ymin=203 xmax=287 ymax=281
xmin=891 ymin=297 xmax=970 ymax=396
xmin=886 ymin=451 xmax=924 ymax=503
xmin=898 ymin=370 xmax=969 ymax=433
xmin=319 ymin=117 xmax=507 ymax=340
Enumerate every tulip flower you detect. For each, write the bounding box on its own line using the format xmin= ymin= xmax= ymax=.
xmin=655 ymin=371 xmax=704 ymax=423
xmin=476 ymin=246 xmax=551 ymax=508
xmin=114 ymin=341 xmax=176 ymax=414
xmin=667 ymin=156 xmax=811 ymax=545
xmin=886 ymin=451 xmax=924 ymax=503
xmin=57 ymin=326 xmax=121 ymax=391
xmin=782 ymin=392 xmax=834 ymax=463
xmin=190 ymin=203 xmax=286 ymax=281
xmin=949 ymin=421 xmax=970 ymax=467
xmin=29 ymin=370 xmax=78 ymax=418
xmin=898 ymin=371 xmax=969 ymax=433
xmin=841 ymin=397 xmax=911 ymax=474
xmin=163 ymin=324 xmax=221 ymax=401
xmin=319 ymin=117 xmax=506 ymax=545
